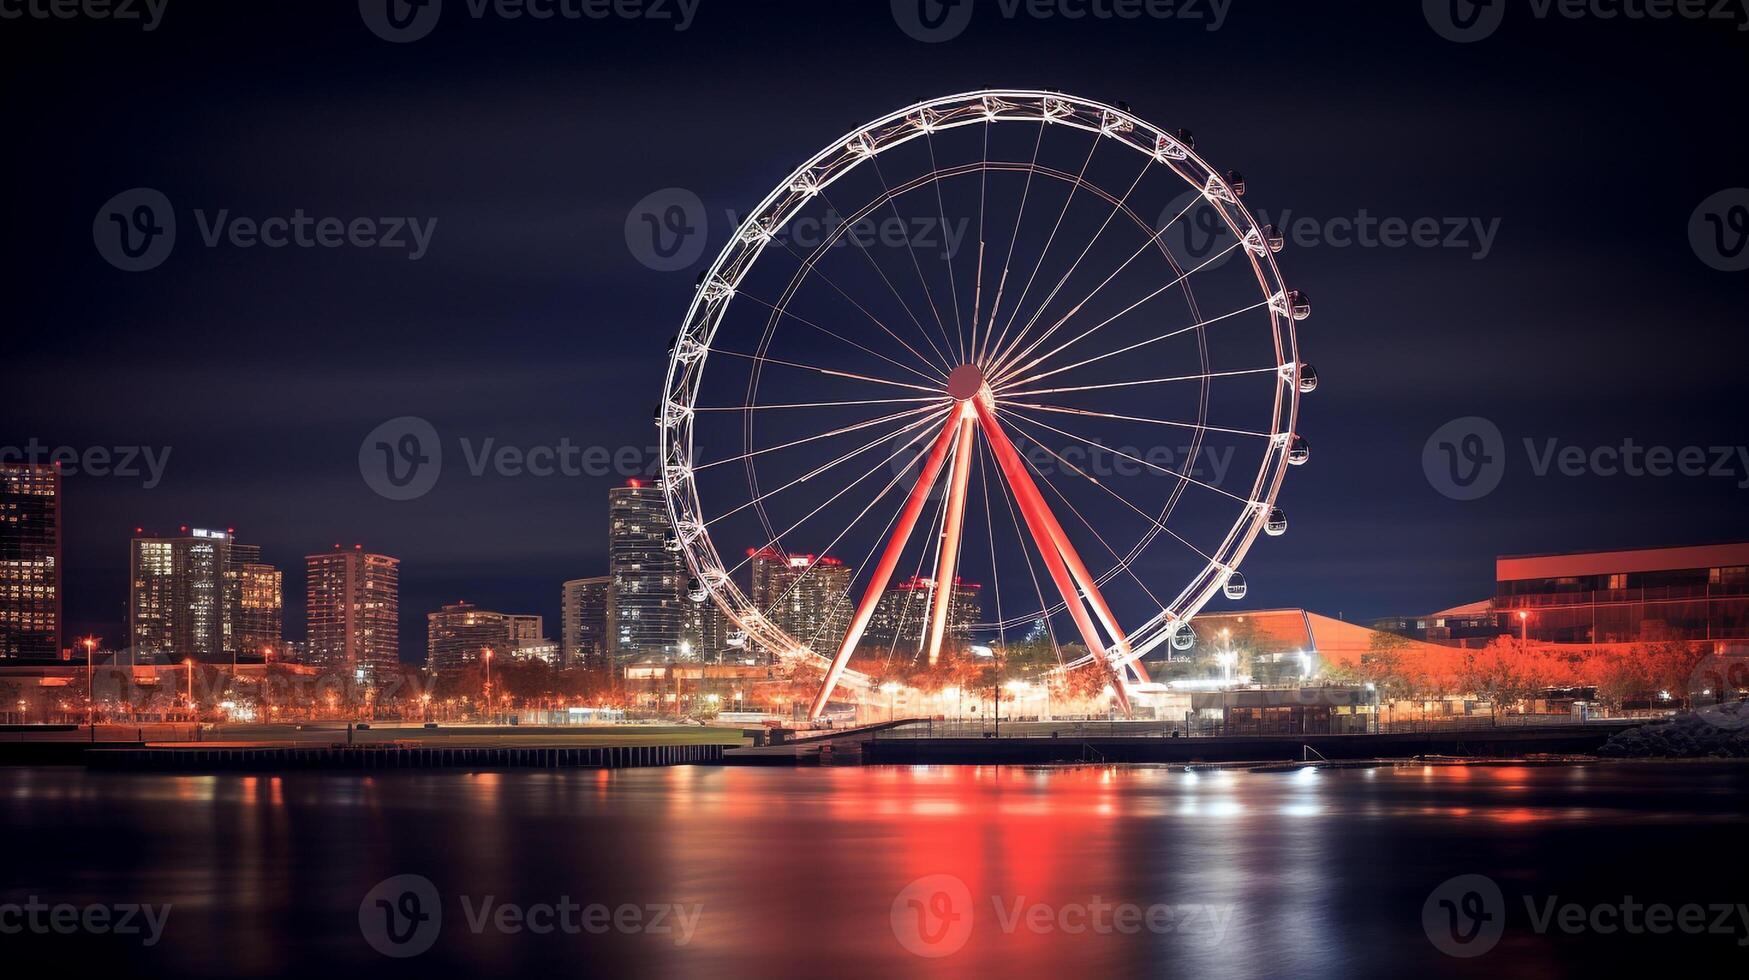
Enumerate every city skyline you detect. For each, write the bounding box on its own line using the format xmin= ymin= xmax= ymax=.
xmin=13 ymin=6 xmax=1745 ymax=668
xmin=7 ymin=473 xmax=1003 ymax=667
xmin=11 ymin=464 xmax=1749 ymax=668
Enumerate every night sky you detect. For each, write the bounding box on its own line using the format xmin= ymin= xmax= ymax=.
xmin=7 ymin=0 xmax=1746 ymax=661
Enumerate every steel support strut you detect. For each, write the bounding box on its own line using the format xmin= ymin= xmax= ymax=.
xmin=809 ymin=410 xmax=961 ymax=719
xmin=1014 ymin=453 xmax=1150 ymax=684
xmin=925 ymin=409 xmax=977 ymax=665
xmin=974 ymin=397 xmax=1134 ymax=716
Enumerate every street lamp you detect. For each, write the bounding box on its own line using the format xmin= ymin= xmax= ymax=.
xmin=184 ymin=659 xmax=195 ymax=722
xmin=1217 ymin=650 xmax=1238 ymax=685
xmin=82 ymin=636 xmax=98 ymax=732
xmin=879 ymin=681 xmax=900 ymax=722
xmin=1517 ymin=610 xmax=1530 ymax=644
xmin=483 ymin=648 xmax=494 ymax=723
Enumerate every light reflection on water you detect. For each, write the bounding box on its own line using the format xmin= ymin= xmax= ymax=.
xmin=1 ymin=762 xmax=1743 ymax=979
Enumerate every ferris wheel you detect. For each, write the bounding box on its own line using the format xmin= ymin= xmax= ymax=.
xmin=658 ymin=90 xmax=1313 ymax=718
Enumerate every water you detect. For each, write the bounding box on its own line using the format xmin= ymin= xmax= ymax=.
xmin=2 ymin=763 xmax=1744 ymax=978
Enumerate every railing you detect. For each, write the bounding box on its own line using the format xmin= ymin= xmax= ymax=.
xmin=1498 ymin=583 xmax=1746 ymax=608
xmin=0 ymin=723 xmax=201 ymax=743
xmin=869 ymin=712 xmax=1643 ymax=740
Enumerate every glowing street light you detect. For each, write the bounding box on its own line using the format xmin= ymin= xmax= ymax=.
xmin=1217 ymin=650 xmax=1238 ymax=684
xmin=483 ymin=648 xmax=494 ymax=723
xmin=82 ymin=635 xmax=98 ymax=731
xmin=1517 ymin=610 xmax=1530 ymax=643
xmin=879 ymin=681 xmax=901 ymax=721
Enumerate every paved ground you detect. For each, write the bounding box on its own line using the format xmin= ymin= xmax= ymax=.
xmin=1 ymin=722 xmax=750 ymax=747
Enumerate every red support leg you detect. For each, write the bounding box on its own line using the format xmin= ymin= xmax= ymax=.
xmin=925 ymin=411 xmax=977 ymax=666
xmin=1021 ymin=474 xmax=1147 ymax=682
xmin=809 ymin=410 xmax=960 ymax=719
xmin=974 ymin=399 xmax=1133 ymax=717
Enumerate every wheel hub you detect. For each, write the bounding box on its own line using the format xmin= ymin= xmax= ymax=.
xmin=946 ymin=363 xmax=985 ymax=401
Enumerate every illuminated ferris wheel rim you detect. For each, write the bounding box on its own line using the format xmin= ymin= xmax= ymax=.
xmin=659 ymin=88 xmax=1311 ymax=705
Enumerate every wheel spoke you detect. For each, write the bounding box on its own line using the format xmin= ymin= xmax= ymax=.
xmin=989 ymin=237 xmax=1246 ymax=388
xmin=998 ymin=300 xmax=1270 ymax=392
xmin=707 ymin=347 xmax=944 ymax=394
xmin=696 ymin=403 xmax=943 ymax=471
xmin=975 ymin=121 xmax=1048 ymax=365
xmin=921 ymin=125 xmax=968 ymax=362
xmin=1000 ymin=364 xmax=1276 ymax=401
xmin=985 ymin=190 xmax=1202 ymax=380
xmin=704 ymin=409 xmax=946 ymax=527
xmin=968 ymin=115 xmax=992 ymax=365
xmin=753 ymin=415 xmax=948 ymax=640
xmin=723 ymin=409 xmax=952 ymax=580
xmin=975 ymin=438 xmax=1006 ymax=649
xmin=985 ymin=151 xmax=1154 ymax=379
xmin=1001 ymin=410 xmax=1220 ymax=566
xmin=694 ymin=395 xmax=938 ymax=413
xmin=766 ymin=232 xmax=953 ymax=381
xmin=865 ymin=155 xmax=961 ymax=367
xmin=985 ymin=437 xmax=1063 ymax=663
xmin=816 ymin=187 xmax=959 ymax=376
xmin=983 ymin=125 xmax=1101 ymax=367
xmin=1024 ymin=434 xmax=1168 ymax=610
xmin=736 ymin=289 xmax=948 ymax=387
xmin=993 ymin=195 xmax=1224 ymax=383
xmin=997 ymin=398 xmax=1274 ymax=439
xmin=998 ymin=405 xmax=1251 ymax=507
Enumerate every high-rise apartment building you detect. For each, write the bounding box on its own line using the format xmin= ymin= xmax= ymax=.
xmin=867 ymin=575 xmax=982 ymax=653
xmin=222 ymin=541 xmax=260 ymax=657
xmin=607 ymin=480 xmax=686 ymax=664
xmin=513 ymin=638 xmax=561 ymax=664
xmin=507 ymin=614 xmax=544 ymax=648
xmin=688 ymin=600 xmax=738 ymax=662
xmin=236 ymin=562 xmax=283 ymax=659
xmin=0 ymin=463 xmax=60 ymax=659
xmin=130 ymin=527 xmax=263 ymax=663
xmin=427 ymin=602 xmax=554 ymax=670
xmin=562 ymin=575 xmax=610 ymax=668
xmin=749 ymin=548 xmax=854 ymax=652
xmin=306 ymin=546 xmax=400 ymax=677
xmin=427 ymin=601 xmax=509 ymax=671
